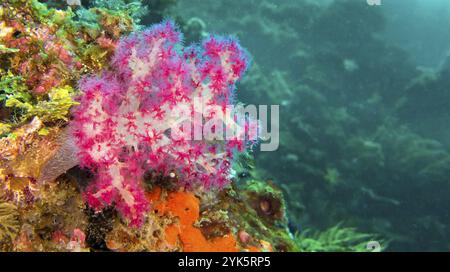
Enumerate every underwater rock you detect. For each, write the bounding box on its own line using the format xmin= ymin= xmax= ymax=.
xmin=0 ymin=117 xmax=43 ymax=161
xmin=0 ymin=117 xmax=57 ymax=205
xmin=0 ymin=118 xmax=80 ymax=205
xmin=243 ymin=180 xmax=287 ymax=224
xmin=85 ymin=206 xmax=115 ymax=251
xmin=12 ymin=176 xmax=88 ymax=252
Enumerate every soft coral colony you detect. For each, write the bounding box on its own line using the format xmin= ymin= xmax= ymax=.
xmin=0 ymin=0 xmax=297 ymax=252
xmin=73 ymin=20 xmax=252 ymax=226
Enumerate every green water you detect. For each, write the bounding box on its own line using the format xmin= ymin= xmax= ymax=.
xmin=171 ymin=0 xmax=450 ymax=251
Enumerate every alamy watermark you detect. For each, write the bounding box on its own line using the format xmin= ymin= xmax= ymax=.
xmin=169 ymin=97 xmax=280 ymax=152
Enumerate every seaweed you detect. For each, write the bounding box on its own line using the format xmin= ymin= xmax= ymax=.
xmin=295 ymin=223 xmax=384 ymax=252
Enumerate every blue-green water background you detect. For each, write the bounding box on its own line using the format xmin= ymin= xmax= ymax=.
xmin=168 ymin=0 xmax=450 ymax=251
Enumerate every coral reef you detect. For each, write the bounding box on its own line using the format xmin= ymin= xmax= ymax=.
xmin=12 ymin=175 xmax=88 ymax=252
xmin=100 ymin=181 xmax=294 ymax=252
xmin=0 ymin=0 xmax=135 ymax=136
xmin=6 ymin=0 xmax=427 ymax=253
xmin=0 ymin=0 xmax=296 ymax=252
xmin=0 ymin=117 xmax=52 ymax=205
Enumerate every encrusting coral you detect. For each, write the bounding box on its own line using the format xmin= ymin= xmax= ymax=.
xmin=12 ymin=175 xmax=88 ymax=252
xmin=0 ymin=201 xmax=20 ymax=247
xmin=0 ymin=0 xmax=135 ymax=136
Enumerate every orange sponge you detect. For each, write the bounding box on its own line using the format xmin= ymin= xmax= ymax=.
xmin=147 ymin=187 xmax=269 ymax=252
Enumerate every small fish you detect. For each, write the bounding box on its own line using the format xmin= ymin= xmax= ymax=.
xmin=361 ymin=186 xmax=401 ymax=206
xmin=66 ymin=0 xmax=81 ymax=6
xmin=238 ymin=171 xmax=251 ymax=179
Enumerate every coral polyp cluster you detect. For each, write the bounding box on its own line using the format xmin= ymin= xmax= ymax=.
xmin=73 ymin=20 xmax=253 ymax=226
xmin=0 ymin=0 xmax=135 ymax=135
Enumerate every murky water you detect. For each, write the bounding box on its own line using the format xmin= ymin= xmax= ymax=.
xmin=175 ymin=0 xmax=450 ymax=251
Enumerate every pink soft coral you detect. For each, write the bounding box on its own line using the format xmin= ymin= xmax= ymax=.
xmin=72 ymin=20 xmax=253 ymax=226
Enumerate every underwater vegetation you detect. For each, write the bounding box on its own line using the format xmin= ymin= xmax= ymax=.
xmin=176 ymin=0 xmax=450 ymax=251
xmin=295 ymin=223 xmax=382 ymax=252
